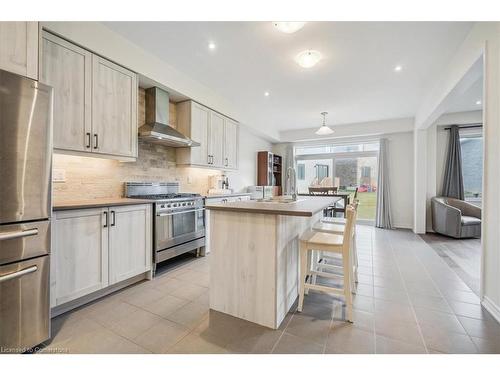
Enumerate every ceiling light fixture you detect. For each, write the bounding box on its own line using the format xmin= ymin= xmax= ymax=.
xmin=394 ymin=65 xmax=403 ymax=72
xmin=476 ymin=100 xmax=482 ymax=105
xmin=295 ymin=50 xmax=322 ymax=68
xmin=273 ymin=22 xmax=306 ymax=34
xmin=264 ymin=91 xmax=270 ymax=97
xmin=208 ymin=42 xmax=216 ymax=50
xmin=315 ymin=112 xmax=334 ymax=136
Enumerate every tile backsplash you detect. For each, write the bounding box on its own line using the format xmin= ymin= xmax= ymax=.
xmin=52 ymin=141 xmax=223 ymax=201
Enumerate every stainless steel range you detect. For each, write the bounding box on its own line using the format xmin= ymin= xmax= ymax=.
xmin=125 ymin=182 xmax=205 ymax=275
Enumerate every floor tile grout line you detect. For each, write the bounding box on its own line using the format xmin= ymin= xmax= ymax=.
xmin=270 ymin=308 xmax=296 ymax=354
xmin=383 ymin=230 xmax=429 ymax=354
xmin=403 ymin=233 xmax=484 ymax=352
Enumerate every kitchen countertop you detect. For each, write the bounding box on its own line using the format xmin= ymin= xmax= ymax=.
xmin=205 ymin=193 xmax=252 ymax=199
xmin=205 ymin=196 xmax=340 ymax=217
xmin=53 ymin=198 xmax=154 ymax=211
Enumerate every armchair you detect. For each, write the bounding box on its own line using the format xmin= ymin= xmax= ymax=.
xmin=431 ymin=197 xmax=481 ymax=238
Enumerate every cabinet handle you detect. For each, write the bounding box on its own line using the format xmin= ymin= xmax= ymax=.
xmin=103 ymin=211 xmax=108 ymax=228
xmin=225 ymin=157 xmax=228 ymax=167
xmin=86 ymin=133 xmax=91 ymax=148
xmin=111 ymin=211 xmax=116 ymax=226
xmin=207 ymin=155 xmax=211 ymax=164
xmin=93 ymin=134 xmax=99 ymax=149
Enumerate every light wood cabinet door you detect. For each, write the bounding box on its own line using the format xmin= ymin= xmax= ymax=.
xmin=190 ymin=102 xmax=210 ymax=165
xmin=223 ymin=117 xmax=238 ymax=169
xmin=40 ymin=32 xmax=92 ymax=152
xmin=0 ymin=22 xmax=38 ymax=79
xmin=52 ymin=208 xmax=109 ymax=307
xmin=209 ymin=111 xmax=225 ymax=168
xmin=92 ymin=55 xmax=137 ymax=158
xmin=108 ymin=204 xmax=152 ymax=284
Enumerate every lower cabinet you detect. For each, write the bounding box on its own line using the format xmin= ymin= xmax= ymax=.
xmin=51 ymin=204 xmax=152 ymax=308
xmin=108 ymin=204 xmax=152 ymax=284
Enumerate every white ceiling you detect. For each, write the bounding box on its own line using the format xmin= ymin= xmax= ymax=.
xmin=103 ymin=21 xmax=473 ymax=137
xmin=444 ymin=77 xmax=483 ymax=114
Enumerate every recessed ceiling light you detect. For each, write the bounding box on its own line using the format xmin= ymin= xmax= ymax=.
xmin=264 ymin=91 xmax=270 ymax=97
xmin=208 ymin=42 xmax=216 ymax=50
xmin=476 ymin=100 xmax=482 ymax=105
xmin=295 ymin=50 xmax=322 ymax=69
xmin=394 ymin=65 xmax=403 ymax=72
xmin=273 ymin=22 xmax=306 ymax=34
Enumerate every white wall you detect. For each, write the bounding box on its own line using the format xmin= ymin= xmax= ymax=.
xmin=415 ymin=22 xmax=500 ymax=322
xmin=386 ymin=132 xmax=414 ymax=229
xmin=226 ymin=126 xmax=272 ymax=192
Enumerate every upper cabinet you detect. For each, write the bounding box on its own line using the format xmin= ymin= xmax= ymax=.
xmin=176 ymin=101 xmax=239 ymax=170
xmin=91 ymin=55 xmax=137 ymax=158
xmin=209 ymin=111 xmax=225 ymax=168
xmin=40 ymin=31 xmax=138 ymax=161
xmin=223 ymin=118 xmax=239 ymax=169
xmin=0 ymin=22 xmax=38 ymax=80
xmin=40 ymin=32 xmax=92 ymax=152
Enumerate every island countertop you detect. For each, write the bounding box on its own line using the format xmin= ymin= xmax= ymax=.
xmin=205 ymin=196 xmax=340 ymax=217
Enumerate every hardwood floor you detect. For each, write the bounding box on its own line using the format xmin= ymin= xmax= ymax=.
xmin=38 ymin=226 xmax=500 ymax=354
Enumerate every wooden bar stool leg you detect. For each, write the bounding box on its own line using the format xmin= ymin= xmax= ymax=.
xmin=352 ymin=233 xmax=358 ymax=283
xmin=342 ymin=250 xmax=353 ymax=322
xmin=298 ymin=241 xmax=308 ymax=312
xmin=311 ymin=250 xmax=320 ymax=286
xmin=305 ymin=249 xmax=313 ymax=295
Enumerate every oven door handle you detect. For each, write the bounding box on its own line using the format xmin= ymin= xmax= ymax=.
xmin=157 ymin=208 xmax=205 ymax=217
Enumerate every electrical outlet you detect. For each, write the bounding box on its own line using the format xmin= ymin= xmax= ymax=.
xmin=53 ymin=169 xmax=66 ymax=183
xmin=187 ymin=175 xmax=192 ymax=184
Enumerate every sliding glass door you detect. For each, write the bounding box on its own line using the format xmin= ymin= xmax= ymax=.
xmin=296 ymin=142 xmax=379 ymax=223
xmin=333 ymin=155 xmax=378 ymax=220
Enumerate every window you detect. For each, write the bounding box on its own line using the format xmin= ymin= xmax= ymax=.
xmin=460 ymin=133 xmax=483 ymax=203
xmin=295 ymin=141 xmax=380 ymax=221
xmin=315 ymin=164 xmax=329 ymax=180
xmin=297 ymin=163 xmax=305 ymax=180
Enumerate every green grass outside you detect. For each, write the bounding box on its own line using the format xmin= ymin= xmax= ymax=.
xmin=342 ymin=191 xmax=376 ymax=220
xmin=356 ymin=192 xmax=377 ymax=220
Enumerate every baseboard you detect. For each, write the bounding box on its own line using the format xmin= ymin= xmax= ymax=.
xmin=392 ymin=223 xmax=413 ymax=230
xmin=482 ymin=296 xmax=500 ymax=324
xmin=50 ymin=272 xmax=149 ymax=318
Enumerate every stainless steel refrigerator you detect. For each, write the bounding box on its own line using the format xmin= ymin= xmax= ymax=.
xmin=0 ymin=69 xmax=53 ymax=352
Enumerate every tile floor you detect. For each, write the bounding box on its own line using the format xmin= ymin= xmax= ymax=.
xmin=420 ymin=233 xmax=481 ymax=296
xmin=41 ymin=226 xmax=500 ymax=354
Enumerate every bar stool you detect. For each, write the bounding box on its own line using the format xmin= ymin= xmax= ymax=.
xmin=298 ymin=207 xmax=357 ymax=322
xmin=313 ymin=201 xmax=359 ymax=286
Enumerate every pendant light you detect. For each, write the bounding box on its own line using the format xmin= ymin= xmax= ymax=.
xmin=315 ymin=112 xmax=334 ymax=135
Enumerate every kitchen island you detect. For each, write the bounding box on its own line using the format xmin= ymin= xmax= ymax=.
xmin=205 ymin=196 xmax=340 ymax=329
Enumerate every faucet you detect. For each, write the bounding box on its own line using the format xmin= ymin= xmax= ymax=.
xmin=286 ymin=167 xmax=297 ymax=201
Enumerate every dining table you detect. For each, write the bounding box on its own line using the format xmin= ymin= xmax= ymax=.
xmin=299 ymin=191 xmax=351 ymax=217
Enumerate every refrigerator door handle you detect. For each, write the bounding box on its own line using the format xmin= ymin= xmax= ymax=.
xmin=0 ymin=265 xmax=38 ymax=283
xmin=0 ymin=228 xmax=38 ymax=241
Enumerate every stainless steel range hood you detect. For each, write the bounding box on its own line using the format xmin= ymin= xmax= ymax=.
xmin=139 ymin=87 xmax=200 ymax=147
